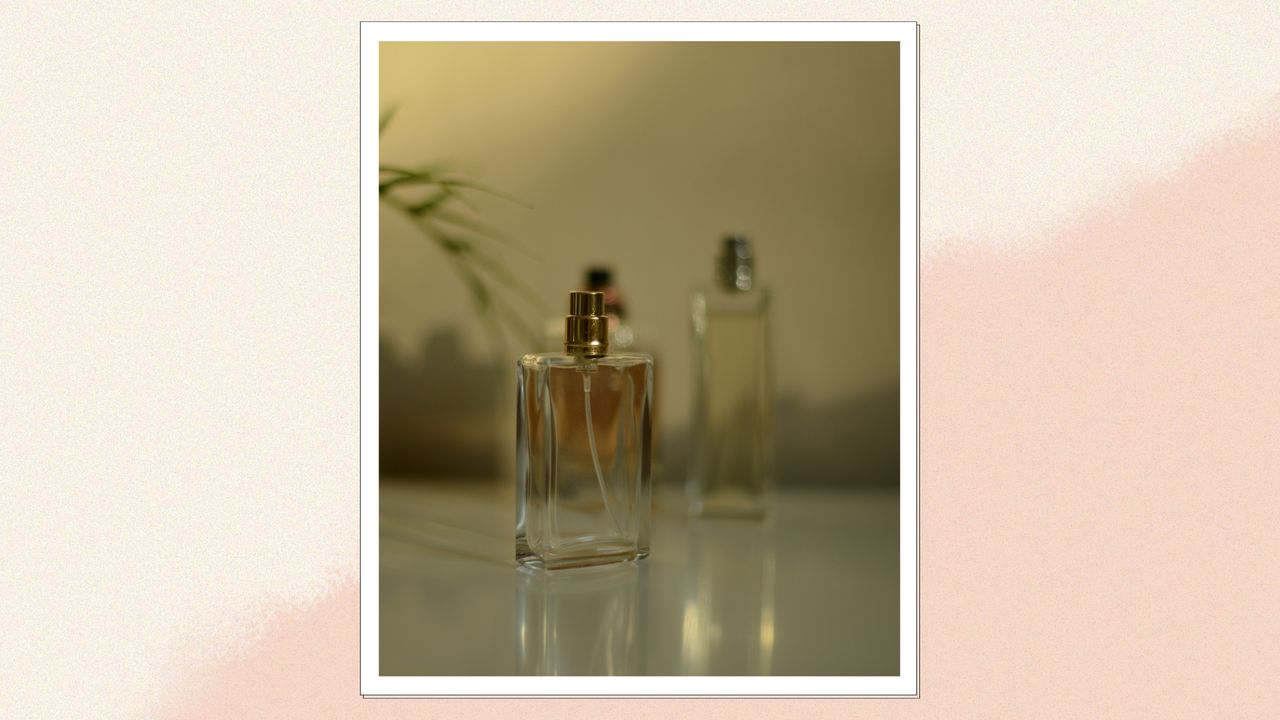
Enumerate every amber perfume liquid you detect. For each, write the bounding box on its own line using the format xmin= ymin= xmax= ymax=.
xmin=517 ymin=352 xmax=653 ymax=569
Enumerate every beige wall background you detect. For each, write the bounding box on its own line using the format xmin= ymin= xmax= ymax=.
xmin=379 ymin=42 xmax=899 ymax=485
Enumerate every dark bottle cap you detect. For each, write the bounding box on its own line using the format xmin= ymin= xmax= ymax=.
xmin=586 ymin=267 xmax=613 ymax=288
xmin=583 ymin=265 xmax=626 ymax=321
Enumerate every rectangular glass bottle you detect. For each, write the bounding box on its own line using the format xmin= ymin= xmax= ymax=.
xmin=688 ymin=236 xmax=774 ymax=517
xmin=518 ymin=291 xmax=653 ymax=569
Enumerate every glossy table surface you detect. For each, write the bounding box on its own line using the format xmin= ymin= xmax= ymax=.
xmin=379 ymin=478 xmax=899 ymax=676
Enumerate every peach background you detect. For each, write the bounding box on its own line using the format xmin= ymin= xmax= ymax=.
xmin=3 ymin=4 xmax=1280 ymax=719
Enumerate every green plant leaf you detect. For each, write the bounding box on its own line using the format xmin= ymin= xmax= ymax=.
xmin=440 ymin=178 xmax=532 ymax=208
xmin=378 ymin=150 xmax=541 ymax=358
xmin=406 ymin=191 xmax=452 ymax=216
xmin=379 ymin=106 xmax=399 ymax=134
xmin=457 ymin=242 xmax=548 ymax=313
xmin=430 ymin=208 xmax=541 ymax=260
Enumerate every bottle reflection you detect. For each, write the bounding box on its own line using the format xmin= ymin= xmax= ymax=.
xmin=516 ymin=563 xmax=646 ymax=675
xmin=679 ymin=520 xmax=776 ymax=675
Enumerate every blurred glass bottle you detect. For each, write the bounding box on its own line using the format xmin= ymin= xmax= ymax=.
xmin=688 ymin=235 xmax=774 ymax=518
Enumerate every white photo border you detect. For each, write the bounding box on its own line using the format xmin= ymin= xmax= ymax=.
xmin=359 ymin=20 xmax=920 ymax=697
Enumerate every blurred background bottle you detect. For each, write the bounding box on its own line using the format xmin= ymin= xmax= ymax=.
xmin=688 ymin=235 xmax=774 ymax=518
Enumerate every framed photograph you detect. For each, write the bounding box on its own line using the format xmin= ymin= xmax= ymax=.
xmin=360 ymin=20 xmax=918 ymax=696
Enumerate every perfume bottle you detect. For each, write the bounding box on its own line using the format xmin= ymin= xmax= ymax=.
xmin=688 ymin=235 xmax=774 ymax=518
xmin=518 ymin=290 xmax=654 ymax=569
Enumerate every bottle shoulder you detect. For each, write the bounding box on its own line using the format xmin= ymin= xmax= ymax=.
xmin=691 ymin=283 xmax=768 ymax=299
xmin=691 ymin=285 xmax=770 ymax=311
xmin=519 ymin=352 xmax=653 ymax=369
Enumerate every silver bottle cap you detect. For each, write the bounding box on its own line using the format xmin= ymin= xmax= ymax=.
xmin=717 ymin=234 xmax=754 ymax=292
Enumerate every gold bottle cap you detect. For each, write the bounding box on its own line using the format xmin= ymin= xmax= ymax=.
xmin=565 ymin=290 xmax=608 ymax=358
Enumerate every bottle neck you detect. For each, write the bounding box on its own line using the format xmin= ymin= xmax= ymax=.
xmin=717 ymin=263 xmax=754 ymax=292
xmin=717 ymin=236 xmax=754 ymax=292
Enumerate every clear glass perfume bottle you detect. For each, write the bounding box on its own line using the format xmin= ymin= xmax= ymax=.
xmin=518 ymin=290 xmax=654 ymax=569
xmin=688 ymin=235 xmax=774 ymax=518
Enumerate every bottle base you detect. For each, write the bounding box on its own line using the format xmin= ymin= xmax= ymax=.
xmin=689 ymin=493 xmax=770 ymax=519
xmin=514 ymin=540 xmax=645 ymax=568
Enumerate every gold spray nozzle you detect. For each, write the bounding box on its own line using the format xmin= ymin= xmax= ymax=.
xmin=565 ymin=290 xmax=608 ymax=358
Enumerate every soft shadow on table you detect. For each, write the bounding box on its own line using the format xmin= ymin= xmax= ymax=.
xmin=381 ymin=512 xmax=511 ymax=567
